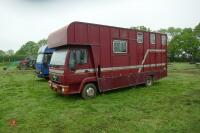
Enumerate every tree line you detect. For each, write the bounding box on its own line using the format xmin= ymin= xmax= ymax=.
xmin=0 ymin=39 xmax=47 ymax=63
xmin=159 ymin=23 xmax=200 ymax=62
xmin=1 ymin=23 xmax=200 ymax=63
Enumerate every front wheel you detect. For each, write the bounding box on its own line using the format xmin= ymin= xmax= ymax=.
xmin=81 ymin=83 xmax=97 ymax=99
xmin=145 ymin=76 xmax=153 ymax=87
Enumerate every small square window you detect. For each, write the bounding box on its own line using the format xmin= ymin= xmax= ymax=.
xmin=161 ymin=35 xmax=167 ymax=45
xmin=137 ymin=32 xmax=143 ymax=43
xmin=113 ymin=40 xmax=127 ymax=53
xmin=150 ymin=33 xmax=156 ymax=44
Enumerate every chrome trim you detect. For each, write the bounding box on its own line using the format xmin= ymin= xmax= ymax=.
xmin=74 ymin=63 xmax=166 ymax=74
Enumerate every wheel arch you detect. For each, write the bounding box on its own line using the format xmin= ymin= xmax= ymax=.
xmin=79 ymin=77 xmax=99 ymax=93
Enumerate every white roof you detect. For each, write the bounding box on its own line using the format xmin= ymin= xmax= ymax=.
xmin=47 ymin=25 xmax=68 ymax=48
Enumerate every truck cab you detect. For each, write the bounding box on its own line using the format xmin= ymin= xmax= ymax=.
xmin=35 ymin=45 xmax=54 ymax=78
xmin=49 ymin=46 xmax=96 ymax=97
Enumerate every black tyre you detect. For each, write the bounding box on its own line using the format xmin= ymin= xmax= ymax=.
xmin=81 ymin=83 xmax=97 ymax=99
xmin=145 ymin=76 xmax=153 ymax=87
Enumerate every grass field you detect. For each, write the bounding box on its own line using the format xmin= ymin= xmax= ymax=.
xmin=0 ymin=63 xmax=200 ymax=133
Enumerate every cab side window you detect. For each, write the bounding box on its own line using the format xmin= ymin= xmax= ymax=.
xmin=69 ymin=49 xmax=88 ymax=70
xmin=76 ymin=49 xmax=88 ymax=64
xmin=69 ymin=50 xmax=76 ymax=70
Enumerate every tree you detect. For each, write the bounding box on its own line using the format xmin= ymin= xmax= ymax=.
xmin=160 ymin=24 xmax=200 ymax=62
xmin=181 ymin=28 xmax=200 ymax=61
xmin=168 ymin=35 xmax=182 ymax=61
xmin=130 ymin=26 xmax=151 ymax=31
xmin=6 ymin=49 xmax=14 ymax=56
xmin=14 ymin=38 xmax=48 ymax=59
xmin=15 ymin=41 xmax=39 ymax=57
xmin=194 ymin=22 xmax=200 ymax=41
xmin=38 ymin=39 xmax=47 ymax=47
xmin=168 ymin=27 xmax=200 ymax=62
xmin=166 ymin=27 xmax=182 ymax=37
xmin=0 ymin=50 xmax=6 ymax=56
xmin=158 ymin=27 xmax=182 ymax=41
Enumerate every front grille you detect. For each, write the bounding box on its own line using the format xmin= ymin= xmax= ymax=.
xmin=51 ymin=74 xmax=60 ymax=83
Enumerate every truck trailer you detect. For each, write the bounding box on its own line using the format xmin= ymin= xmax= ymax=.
xmin=48 ymin=21 xmax=167 ymax=99
xmin=35 ymin=45 xmax=54 ymax=78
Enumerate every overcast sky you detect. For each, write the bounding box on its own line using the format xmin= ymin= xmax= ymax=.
xmin=0 ymin=0 xmax=200 ymax=52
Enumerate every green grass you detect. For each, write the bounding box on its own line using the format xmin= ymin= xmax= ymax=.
xmin=0 ymin=63 xmax=200 ymax=133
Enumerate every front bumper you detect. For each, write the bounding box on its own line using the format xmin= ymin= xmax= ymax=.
xmin=48 ymin=80 xmax=69 ymax=95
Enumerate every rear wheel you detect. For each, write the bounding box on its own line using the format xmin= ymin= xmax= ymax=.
xmin=81 ymin=83 xmax=97 ymax=99
xmin=145 ymin=76 xmax=153 ymax=87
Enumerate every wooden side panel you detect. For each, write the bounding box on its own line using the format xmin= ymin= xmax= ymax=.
xmin=98 ymin=27 xmax=112 ymax=91
xmin=99 ymin=28 xmax=130 ymax=91
xmin=143 ymin=32 xmax=150 ymax=72
xmin=156 ymin=34 xmax=161 ymax=71
xmin=88 ymin=25 xmax=99 ymax=45
xmin=67 ymin=23 xmax=75 ymax=43
xmin=74 ymin=23 xmax=88 ymax=44
xmin=100 ymin=27 xmax=111 ymax=68
xmin=128 ymin=30 xmax=138 ymax=85
xmin=120 ymin=29 xmax=128 ymax=39
xmin=111 ymin=27 xmax=129 ymax=74
xmin=129 ymin=30 xmax=138 ymax=74
xmin=136 ymin=32 xmax=144 ymax=72
xmin=149 ymin=34 xmax=156 ymax=71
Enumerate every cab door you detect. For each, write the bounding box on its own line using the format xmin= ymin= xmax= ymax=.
xmin=67 ymin=47 xmax=93 ymax=88
xmin=43 ymin=53 xmax=52 ymax=75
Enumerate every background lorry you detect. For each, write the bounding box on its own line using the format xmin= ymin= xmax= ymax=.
xmin=48 ymin=21 xmax=167 ymax=99
xmin=35 ymin=45 xmax=54 ymax=78
xmin=17 ymin=56 xmax=36 ymax=70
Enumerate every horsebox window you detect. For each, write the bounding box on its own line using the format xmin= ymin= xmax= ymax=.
xmin=161 ymin=35 xmax=167 ymax=45
xmin=137 ymin=32 xmax=143 ymax=43
xmin=113 ymin=40 xmax=127 ymax=53
xmin=150 ymin=33 xmax=156 ymax=44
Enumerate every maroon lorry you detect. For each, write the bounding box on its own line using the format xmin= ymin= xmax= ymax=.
xmin=48 ymin=22 xmax=167 ymax=99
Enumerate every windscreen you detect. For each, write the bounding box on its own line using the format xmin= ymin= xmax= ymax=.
xmin=50 ymin=49 xmax=67 ymax=66
xmin=36 ymin=54 xmax=44 ymax=63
